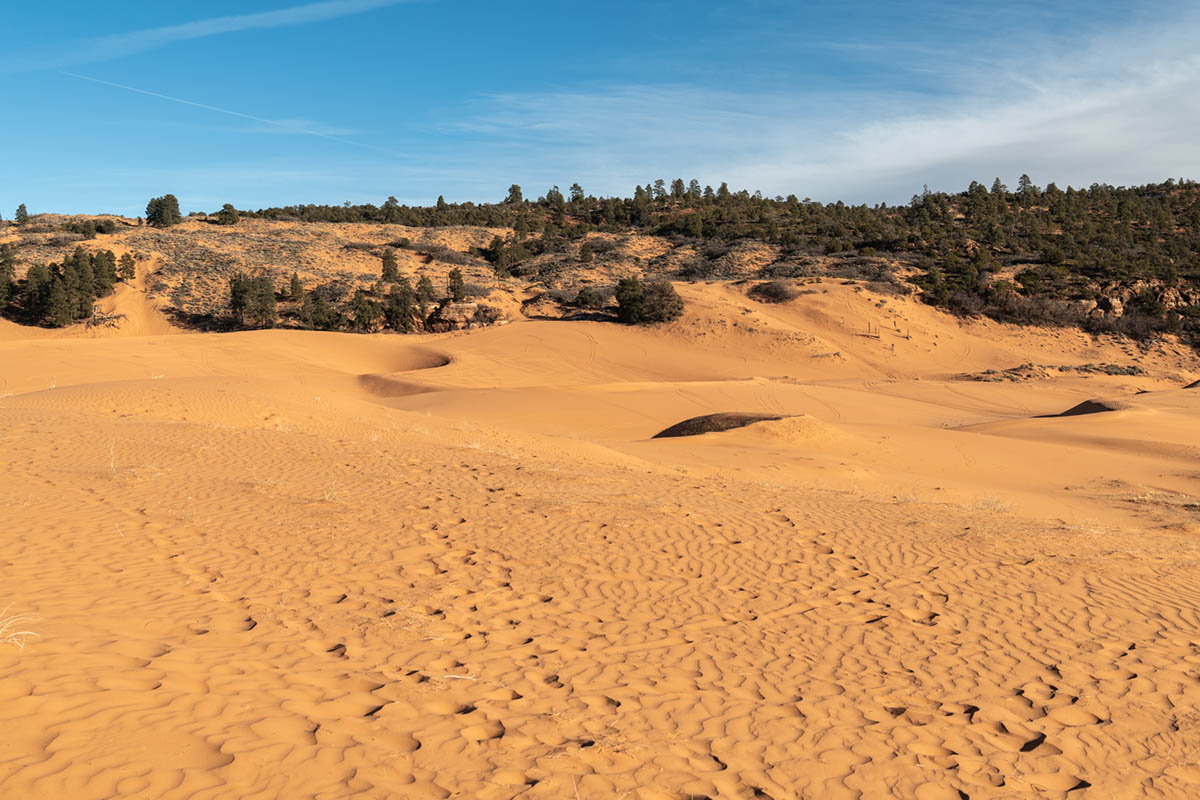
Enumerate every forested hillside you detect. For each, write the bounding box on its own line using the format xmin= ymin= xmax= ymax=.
xmin=3 ymin=177 xmax=1198 ymax=342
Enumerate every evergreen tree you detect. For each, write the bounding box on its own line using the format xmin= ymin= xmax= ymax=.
xmin=45 ymin=278 xmax=73 ymax=327
xmin=447 ymin=267 xmax=466 ymax=302
xmin=416 ymin=275 xmax=437 ymax=308
xmin=216 ymin=203 xmax=239 ymax=225
xmin=380 ymin=248 xmax=400 ymax=282
xmin=640 ymin=280 xmax=684 ymax=323
xmin=72 ymin=250 xmax=96 ymax=318
xmin=436 ymin=195 xmax=449 ymax=211
xmin=22 ymin=264 xmax=53 ymax=320
xmin=14 ymin=204 xmax=28 ymax=225
xmin=616 ymin=276 xmax=683 ymax=324
xmin=578 ymin=241 xmax=594 ymax=263
xmin=348 ymin=290 xmax=382 ymax=331
xmin=381 ymin=196 xmax=402 ymax=223
xmin=247 ymin=275 xmax=277 ymax=328
xmin=300 ymin=292 xmax=340 ymax=330
xmin=505 ymin=184 xmax=524 ymax=204
xmin=117 ymin=253 xmax=136 ymax=281
xmin=385 ymin=278 xmax=417 ymax=332
xmin=229 ymin=272 xmax=252 ymax=324
xmin=289 ymin=272 xmax=304 ymax=301
xmin=93 ymin=250 xmax=117 ymax=296
xmin=670 ymin=178 xmax=686 ymax=199
xmin=146 ymin=194 xmax=182 ymax=227
xmin=569 ymin=183 xmax=585 ymax=203
xmin=0 ymin=244 xmax=16 ymax=307
xmin=615 ymin=277 xmax=644 ymax=323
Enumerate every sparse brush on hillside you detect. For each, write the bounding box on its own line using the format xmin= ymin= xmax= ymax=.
xmin=8 ymin=177 xmax=1200 ymax=343
xmin=749 ymin=279 xmax=799 ymax=303
xmin=204 ymin=177 xmax=1200 ymax=343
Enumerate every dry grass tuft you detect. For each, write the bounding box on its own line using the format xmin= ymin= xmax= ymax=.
xmin=0 ymin=605 xmax=39 ymax=650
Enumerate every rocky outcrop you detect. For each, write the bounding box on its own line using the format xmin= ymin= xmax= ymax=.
xmin=424 ymin=301 xmax=503 ymax=332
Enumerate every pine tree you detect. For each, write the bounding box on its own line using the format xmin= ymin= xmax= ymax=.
xmin=640 ymin=280 xmax=684 ymax=323
xmin=14 ymin=204 xmax=29 ymax=225
xmin=380 ymin=248 xmax=400 ymax=282
xmin=146 ymin=194 xmax=182 ymax=227
xmin=447 ymin=268 xmax=466 ymax=302
xmin=22 ymin=264 xmax=53 ymax=320
xmin=118 ymin=253 xmax=136 ymax=281
xmin=616 ymin=277 xmax=644 ymax=323
xmin=505 ymin=184 xmax=523 ymax=204
xmin=569 ymin=183 xmax=584 ymax=203
xmin=385 ymin=278 xmax=417 ymax=332
xmin=300 ymin=292 xmax=340 ymax=330
xmin=0 ymin=244 xmax=16 ymax=307
xmin=46 ymin=278 xmax=73 ymax=327
xmin=348 ymin=290 xmax=382 ymax=331
xmin=71 ymin=250 xmax=95 ymax=318
xmin=247 ymin=275 xmax=277 ymax=328
xmin=289 ymin=272 xmax=304 ymax=301
xmin=616 ymin=277 xmax=683 ymax=324
xmin=93 ymin=250 xmax=117 ymax=296
xmin=229 ymin=272 xmax=252 ymax=325
xmin=216 ymin=204 xmax=239 ymax=225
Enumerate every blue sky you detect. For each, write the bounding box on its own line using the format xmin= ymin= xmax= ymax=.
xmin=3 ymin=0 xmax=1198 ymax=216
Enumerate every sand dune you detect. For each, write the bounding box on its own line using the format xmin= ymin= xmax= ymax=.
xmin=2 ymin=280 xmax=1200 ymax=798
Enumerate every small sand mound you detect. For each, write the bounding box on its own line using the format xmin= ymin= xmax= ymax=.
xmin=1057 ymin=398 xmax=1130 ymax=417
xmin=652 ymin=412 xmax=791 ymax=438
xmin=727 ymin=414 xmax=837 ymax=444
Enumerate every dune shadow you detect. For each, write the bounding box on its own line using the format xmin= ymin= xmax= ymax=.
xmin=1036 ymin=398 xmax=1129 ymax=418
xmin=652 ymin=412 xmax=793 ymax=439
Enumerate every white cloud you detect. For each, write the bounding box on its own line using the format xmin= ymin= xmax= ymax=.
xmin=2 ymin=0 xmax=419 ymax=73
xmin=445 ymin=10 xmax=1200 ymax=203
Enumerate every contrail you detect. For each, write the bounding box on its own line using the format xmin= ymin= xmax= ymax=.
xmin=62 ymin=71 xmax=408 ymax=159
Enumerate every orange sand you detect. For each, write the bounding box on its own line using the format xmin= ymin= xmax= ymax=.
xmin=2 ymin=277 xmax=1199 ymax=799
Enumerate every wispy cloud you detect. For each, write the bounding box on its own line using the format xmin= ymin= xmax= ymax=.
xmin=242 ymin=119 xmax=362 ymax=136
xmin=442 ymin=9 xmax=1200 ymax=203
xmin=62 ymin=72 xmax=406 ymax=158
xmin=2 ymin=0 xmax=419 ymax=73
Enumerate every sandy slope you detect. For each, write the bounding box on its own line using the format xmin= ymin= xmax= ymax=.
xmin=2 ymin=281 xmax=1199 ymax=799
